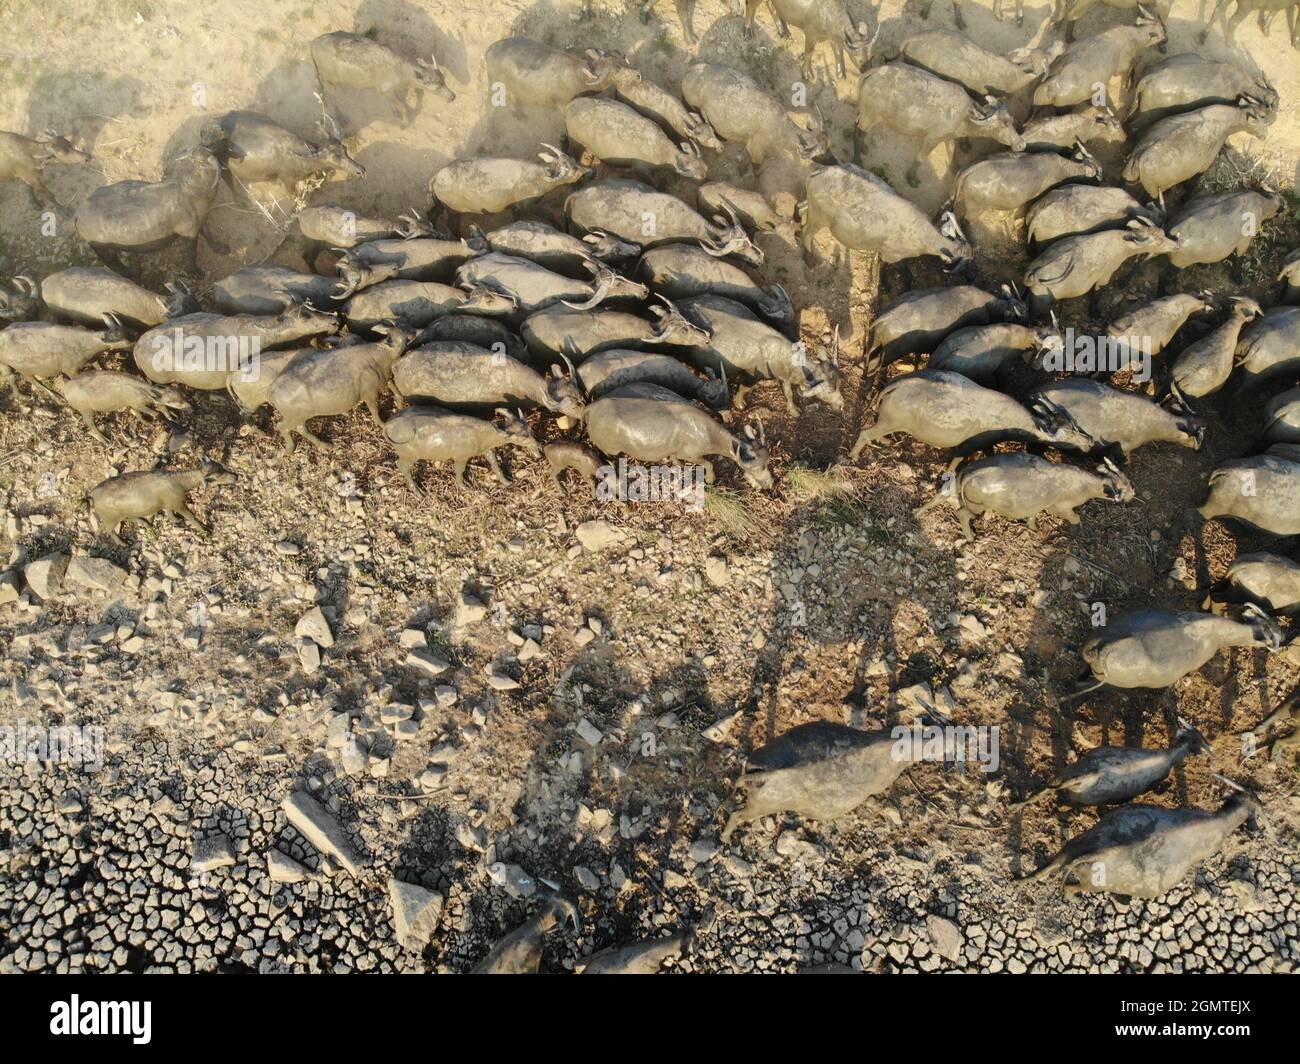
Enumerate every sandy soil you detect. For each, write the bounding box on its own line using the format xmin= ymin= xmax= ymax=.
xmin=0 ymin=0 xmax=1297 ymax=974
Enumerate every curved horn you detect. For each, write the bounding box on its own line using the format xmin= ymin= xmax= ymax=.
xmin=559 ymin=350 xmax=577 ymax=382
xmin=562 ymin=267 xmax=612 ymax=310
xmin=654 ymin=292 xmax=683 ymax=318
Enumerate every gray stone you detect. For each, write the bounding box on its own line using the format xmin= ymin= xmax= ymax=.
xmin=406 ymin=648 xmax=449 ymax=677
xmin=388 ymin=879 xmax=444 ymax=951
xmin=576 ymin=520 xmax=626 ymax=552
xmin=295 ymin=607 xmax=334 ymax=648
xmin=281 ymin=791 xmax=363 ymax=876
xmin=927 ymin=916 xmax=964 ymax=962
xmin=704 ymin=556 xmax=730 ymax=587
xmin=267 ymin=849 xmax=311 ymax=884
xmin=65 ymin=556 xmax=127 ymax=594
xmin=24 ymin=553 xmax=68 ymax=600
xmin=191 ymin=834 xmax=236 ymax=874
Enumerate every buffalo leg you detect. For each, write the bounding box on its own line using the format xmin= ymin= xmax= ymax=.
xmin=174 ymin=505 xmax=209 ymax=536
xmin=912 ymin=490 xmax=949 ymax=518
xmin=1227 ymin=6 xmax=1249 ymax=39
xmin=90 ymin=242 xmax=134 ymax=278
xmin=800 ymin=209 xmax=821 ymax=268
xmin=16 ymin=372 xmax=61 ymax=404
xmin=299 ymin=425 xmax=329 ymax=450
xmin=906 ymin=136 xmax=937 ymax=188
xmin=780 ymin=379 xmax=799 ymax=415
xmin=485 ymin=449 xmax=510 ymax=484
xmin=78 ymin=410 xmax=109 ymax=445
xmin=398 ymin=458 xmax=423 ymax=495
xmin=27 ymin=178 xmax=61 ymax=211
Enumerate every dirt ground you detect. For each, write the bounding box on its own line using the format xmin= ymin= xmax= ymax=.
xmin=0 ymin=0 xmax=1297 ymax=973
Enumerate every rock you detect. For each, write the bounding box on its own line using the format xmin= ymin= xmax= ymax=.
xmin=453 ymin=592 xmax=487 ymax=629
xmin=574 ymin=627 xmax=596 ymax=647
xmin=0 ymin=572 xmax=19 ymax=607
xmin=65 ymin=556 xmax=127 ymax=594
xmin=574 ymin=865 xmax=601 ymax=891
xmin=267 ymin=849 xmax=311 ymax=884
xmin=24 ymin=553 xmax=68 ymax=600
xmin=689 ymin=839 xmax=718 ymax=864
xmin=55 ymin=792 xmax=83 ymax=815
xmin=191 ymin=834 xmax=236 ymax=874
xmin=704 ymin=556 xmax=730 ymax=587
xmin=456 ymin=821 xmax=487 ymax=852
xmin=295 ymin=607 xmax=334 ymax=648
xmin=434 ymin=685 xmax=458 ymax=707
xmin=927 ymin=916 xmax=964 ymax=962
xmin=406 ymin=648 xmax=450 ymax=677
xmin=576 ymin=520 xmax=626 ymax=553
xmin=339 ymin=736 xmax=368 ymax=776
xmin=702 ymin=712 xmax=741 ymax=743
xmin=893 ymin=683 xmax=955 ymax=718
xmin=388 ymin=879 xmax=444 ymax=951
xmin=487 ymin=673 xmax=520 ymax=691
xmin=575 ymin=717 xmax=604 ymax=747
xmin=281 ymin=791 xmax=363 ymax=877
xmin=488 ymin=862 xmax=537 ymax=899
xmin=398 ymin=627 xmax=427 ymax=649
xmin=298 ymin=640 xmax=321 ymax=675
